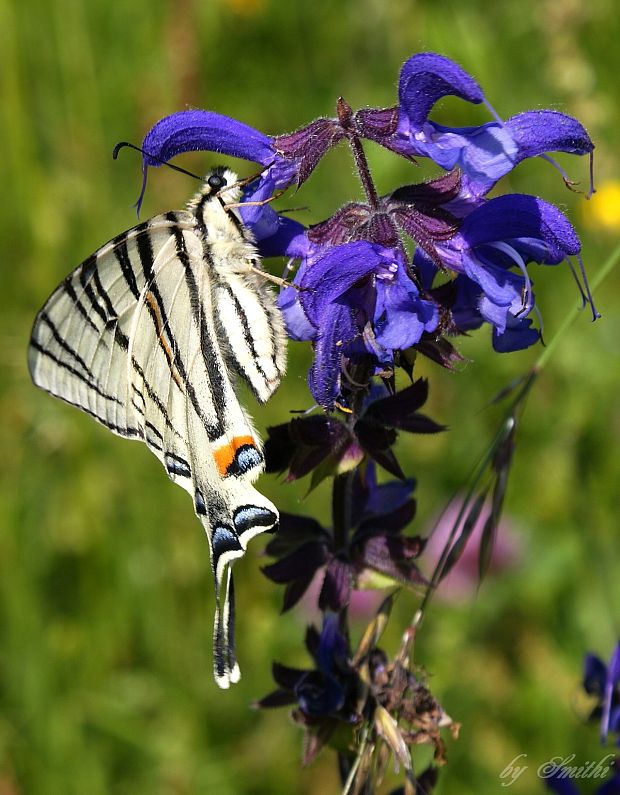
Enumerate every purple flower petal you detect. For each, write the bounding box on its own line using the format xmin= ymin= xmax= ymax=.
xmin=602 ymin=642 xmax=620 ymax=743
xmin=299 ymin=241 xmax=389 ymax=325
xmin=295 ymin=670 xmax=345 ymax=717
xmin=316 ymin=614 xmax=349 ymax=673
xmin=458 ymin=194 xmax=581 ymax=259
xmin=138 ymin=110 xmax=299 ymax=214
xmin=407 ymin=122 xmax=518 ymax=182
xmin=278 ymin=284 xmax=317 ymax=341
xmin=505 ymin=110 xmax=594 ymax=161
xmin=451 ymin=274 xmax=485 ymax=331
xmin=455 ymin=111 xmax=595 ymax=198
xmin=544 ymin=770 xmax=580 ymax=795
xmin=250 ymin=211 xmax=309 ymax=258
xmin=492 ymin=317 xmax=540 ymax=352
xmin=398 ymin=53 xmax=484 ymax=130
xmin=142 ymin=109 xmax=276 ymax=167
xmin=584 ymin=653 xmax=608 ymax=696
xmin=308 ymin=302 xmax=357 ymax=409
xmin=608 ymin=642 xmax=620 ymax=686
xmin=373 ymin=278 xmax=438 ymax=350
xmin=363 ymin=473 xmax=416 ymax=518
xmin=319 ymin=558 xmax=352 ymax=611
xmin=461 ymin=253 xmax=523 ymax=307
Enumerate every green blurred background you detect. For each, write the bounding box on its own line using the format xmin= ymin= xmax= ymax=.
xmin=1 ymin=0 xmax=619 ymax=792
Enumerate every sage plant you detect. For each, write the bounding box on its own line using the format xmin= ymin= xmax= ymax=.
xmin=139 ymin=52 xmax=597 ymax=792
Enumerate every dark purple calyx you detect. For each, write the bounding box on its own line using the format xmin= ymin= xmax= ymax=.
xmin=307 ymin=170 xmax=462 ymax=268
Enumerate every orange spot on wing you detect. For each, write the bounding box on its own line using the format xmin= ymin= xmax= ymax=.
xmin=213 ymin=435 xmax=257 ymax=477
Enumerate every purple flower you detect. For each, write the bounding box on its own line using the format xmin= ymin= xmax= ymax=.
xmin=136 ymin=55 xmax=597 ymax=406
xmin=262 ymin=462 xmax=426 ymax=613
xmin=279 ymin=172 xmax=464 ymax=408
xmin=356 ymin=53 xmax=594 ymax=200
xmin=298 ymin=242 xmax=439 ymax=407
xmin=264 ymin=379 xmax=445 ymax=487
xmin=416 ymin=193 xmax=586 ymax=351
xmin=584 ymin=642 xmax=620 ymax=745
xmin=257 ymin=605 xmax=457 ymax=773
xmin=256 ymin=615 xmax=361 ymax=764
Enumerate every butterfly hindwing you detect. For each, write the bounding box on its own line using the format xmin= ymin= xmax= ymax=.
xmin=214 ymin=271 xmax=287 ymax=403
xmin=29 ymin=170 xmax=285 ymax=687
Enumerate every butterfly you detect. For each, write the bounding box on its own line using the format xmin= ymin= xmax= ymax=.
xmin=28 ymin=167 xmax=287 ymax=688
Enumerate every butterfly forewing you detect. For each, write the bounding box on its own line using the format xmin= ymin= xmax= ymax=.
xmin=29 ymin=171 xmax=286 ymax=688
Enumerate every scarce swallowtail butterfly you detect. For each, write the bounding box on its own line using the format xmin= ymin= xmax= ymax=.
xmin=28 ymin=167 xmax=287 ymax=688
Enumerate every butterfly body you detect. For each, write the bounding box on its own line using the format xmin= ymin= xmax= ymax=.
xmin=29 ymin=167 xmax=286 ymax=687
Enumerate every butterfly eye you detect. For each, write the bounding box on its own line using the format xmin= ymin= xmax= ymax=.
xmin=208 ymin=173 xmax=227 ymax=191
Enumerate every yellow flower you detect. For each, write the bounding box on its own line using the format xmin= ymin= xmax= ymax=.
xmin=582 ymin=180 xmax=620 ymax=232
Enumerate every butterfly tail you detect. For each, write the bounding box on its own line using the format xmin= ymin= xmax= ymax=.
xmin=213 ymin=565 xmax=240 ymax=688
xmin=208 ymin=489 xmax=279 ymax=688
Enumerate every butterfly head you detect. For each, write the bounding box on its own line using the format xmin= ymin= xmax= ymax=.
xmin=199 ymin=167 xmax=242 ymax=205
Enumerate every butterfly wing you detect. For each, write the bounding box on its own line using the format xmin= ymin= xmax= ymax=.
xmin=29 ymin=210 xmax=280 ymax=688
xmin=131 ymin=220 xmax=279 ymax=686
xmin=213 ymin=269 xmax=287 ymax=403
xmin=28 ymin=215 xmax=188 ymax=438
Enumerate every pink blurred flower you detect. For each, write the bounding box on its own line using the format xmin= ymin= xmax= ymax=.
xmin=422 ymin=496 xmax=523 ymax=601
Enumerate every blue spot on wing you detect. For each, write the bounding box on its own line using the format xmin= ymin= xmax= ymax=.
xmin=211 ymin=526 xmax=243 ymax=573
xmin=227 ymin=445 xmax=263 ymax=477
xmin=233 ymin=505 xmax=278 ymax=536
xmin=165 ymin=452 xmax=191 ymax=478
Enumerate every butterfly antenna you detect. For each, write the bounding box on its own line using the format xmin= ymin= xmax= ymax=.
xmin=112 ymin=141 xmax=203 ymax=182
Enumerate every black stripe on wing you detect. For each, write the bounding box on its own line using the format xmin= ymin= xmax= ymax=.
xmin=30 ymin=339 xmax=123 ymax=406
xmin=34 ymin=376 xmax=143 ymax=441
xmin=62 ymin=280 xmax=101 ymax=336
xmin=171 ymin=227 xmax=230 ymax=441
xmin=130 ymin=358 xmax=183 ymax=442
xmin=79 ymin=255 xmax=110 ymax=327
xmin=36 ymin=311 xmax=93 ymax=377
xmin=217 ymin=281 xmax=273 ymax=385
xmin=114 ymin=231 xmax=141 ymax=300
xmin=164 ymin=452 xmax=191 ymax=479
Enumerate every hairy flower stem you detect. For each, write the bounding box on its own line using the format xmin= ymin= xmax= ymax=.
xmin=349 ymin=136 xmax=380 ymax=209
xmin=336 ymin=96 xmax=380 ymax=209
